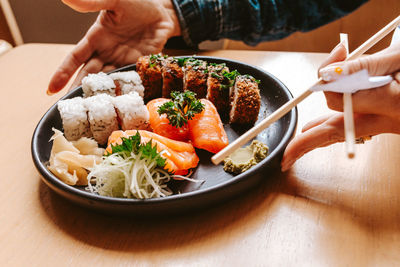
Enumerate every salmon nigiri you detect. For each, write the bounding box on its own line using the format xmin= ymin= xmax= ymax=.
xmin=146 ymin=98 xmax=189 ymax=141
xmin=188 ymin=99 xmax=229 ymax=153
xmin=106 ymin=130 xmax=198 ymax=175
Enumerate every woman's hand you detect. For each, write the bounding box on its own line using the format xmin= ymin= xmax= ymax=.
xmin=321 ymin=42 xmax=400 ymax=117
xmin=47 ymin=0 xmax=181 ymax=95
xmin=281 ymin=42 xmax=400 ymax=172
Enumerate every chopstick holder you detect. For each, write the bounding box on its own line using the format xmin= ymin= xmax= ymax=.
xmin=211 ymin=15 xmax=400 ymax=165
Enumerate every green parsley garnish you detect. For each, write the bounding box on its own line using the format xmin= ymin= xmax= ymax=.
xmin=157 ymin=91 xmax=205 ymax=128
xmin=177 ymin=57 xmax=189 ymax=67
xmin=149 ymin=54 xmax=167 ymax=68
xmin=108 ymin=132 xmax=166 ymax=168
xmin=223 ymin=70 xmax=241 ymax=81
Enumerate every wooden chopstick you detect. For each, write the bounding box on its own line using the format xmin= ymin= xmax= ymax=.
xmin=340 ymin=33 xmax=356 ymax=158
xmin=0 ymin=0 xmax=23 ymax=45
xmin=211 ymin=15 xmax=400 ymax=165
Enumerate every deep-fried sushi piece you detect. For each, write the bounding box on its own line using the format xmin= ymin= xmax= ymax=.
xmin=136 ymin=54 xmax=166 ymax=101
xmin=206 ymin=63 xmax=231 ymax=117
xmin=183 ymin=58 xmax=208 ymax=99
xmin=161 ymin=57 xmax=184 ymax=98
xmin=229 ymin=75 xmax=261 ymax=125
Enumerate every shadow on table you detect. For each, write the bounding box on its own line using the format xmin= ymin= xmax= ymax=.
xmin=38 ymin=169 xmax=286 ymax=253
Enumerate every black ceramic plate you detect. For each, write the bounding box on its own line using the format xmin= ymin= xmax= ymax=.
xmin=32 ymin=56 xmax=297 ymax=216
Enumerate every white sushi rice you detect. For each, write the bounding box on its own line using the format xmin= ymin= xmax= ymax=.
xmin=82 ymin=72 xmax=116 ymax=97
xmin=113 ymin=92 xmax=150 ymax=131
xmin=58 ymin=97 xmax=92 ymax=141
xmin=109 ymin=71 xmax=145 ymax=97
xmin=85 ymin=94 xmax=119 ymax=145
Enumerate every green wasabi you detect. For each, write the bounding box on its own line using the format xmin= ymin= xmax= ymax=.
xmin=223 ymin=140 xmax=269 ymax=174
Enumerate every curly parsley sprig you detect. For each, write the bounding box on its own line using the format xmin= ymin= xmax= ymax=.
xmin=157 ymin=91 xmax=205 ymax=128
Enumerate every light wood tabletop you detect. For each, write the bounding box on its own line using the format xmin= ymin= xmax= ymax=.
xmin=1 ymin=44 xmax=400 ymax=266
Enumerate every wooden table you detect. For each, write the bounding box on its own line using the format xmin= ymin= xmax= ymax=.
xmin=1 ymin=44 xmax=399 ymax=266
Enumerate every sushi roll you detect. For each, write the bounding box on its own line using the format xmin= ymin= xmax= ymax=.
xmin=113 ymin=92 xmax=150 ymax=131
xmin=183 ymin=58 xmax=208 ymax=99
xmin=229 ymin=75 xmax=261 ymax=125
xmin=161 ymin=57 xmax=184 ymax=98
xmin=58 ymin=97 xmax=92 ymax=141
xmin=85 ymin=94 xmax=119 ymax=145
xmin=136 ymin=54 xmax=166 ymax=101
xmin=82 ymin=72 xmax=116 ymax=97
xmin=109 ymin=70 xmax=145 ymax=97
xmin=206 ymin=63 xmax=231 ymax=117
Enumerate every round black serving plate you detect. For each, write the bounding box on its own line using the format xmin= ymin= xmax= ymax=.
xmin=32 ymin=56 xmax=297 ymax=216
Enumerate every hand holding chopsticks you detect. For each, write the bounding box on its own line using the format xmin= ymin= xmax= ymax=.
xmin=212 ymin=15 xmax=400 ymax=165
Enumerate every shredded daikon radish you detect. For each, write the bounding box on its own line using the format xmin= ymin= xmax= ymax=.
xmin=87 ymin=148 xmax=172 ymax=199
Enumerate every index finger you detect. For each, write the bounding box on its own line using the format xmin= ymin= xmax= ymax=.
xmin=47 ymin=37 xmax=93 ymax=95
xmin=319 ymin=42 xmax=348 ymax=71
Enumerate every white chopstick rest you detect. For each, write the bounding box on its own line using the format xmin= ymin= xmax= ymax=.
xmin=310 ymin=70 xmax=393 ymax=93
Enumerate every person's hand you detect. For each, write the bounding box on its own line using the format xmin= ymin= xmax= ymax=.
xmin=281 ymin=42 xmax=400 ymax=172
xmin=47 ymin=0 xmax=181 ymax=95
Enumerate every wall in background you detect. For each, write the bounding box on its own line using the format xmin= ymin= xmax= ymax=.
xmin=0 ymin=0 xmax=399 ymax=53
xmin=3 ymin=0 xmax=97 ymax=44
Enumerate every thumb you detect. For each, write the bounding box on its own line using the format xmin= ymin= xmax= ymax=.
xmin=61 ymin=0 xmax=117 ymax=12
xmin=319 ymin=49 xmax=400 ymax=81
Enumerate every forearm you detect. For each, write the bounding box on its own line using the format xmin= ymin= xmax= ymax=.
xmin=171 ymin=0 xmax=368 ymax=46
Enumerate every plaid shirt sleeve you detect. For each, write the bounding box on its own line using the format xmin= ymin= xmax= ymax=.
xmin=171 ymin=0 xmax=368 ymax=47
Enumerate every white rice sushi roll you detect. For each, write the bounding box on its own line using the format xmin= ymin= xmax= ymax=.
xmin=109 ymin=71 xmax=145 ymax=97
xmin=113 ymin=92 xmax=150 ymax=131
xmin=82 ymin=72 xmax=116 ymax=97
xmin=58 ymin=97 xmax=92 ymax=141
xmin=85 ymin=94 xmax=119 ymax=145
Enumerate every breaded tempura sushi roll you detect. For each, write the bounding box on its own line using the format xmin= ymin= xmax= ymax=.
xmin=161 ymin=57 xmax=184 ymax=97
xmin=136 ymin=54 xmax=165 ymax=101
xmin=109 ymin=70 xmax=145 ymax=97
xmin=206 ymin=63 xmax=231 ymax=117
xmin=113 ymin=92 xmax=150 ymax=131
xmin=82 ymin=72 xmax=116 ymax=97
xmin=184 ymin=58 xmax=208 ymax=98
xmin=229 ymin=75 xmax=261 ymax=125
xmin=85 ymin=94 xmax=119 ymax=145
xmin=58 ymin=97 xmax=92 ymax=141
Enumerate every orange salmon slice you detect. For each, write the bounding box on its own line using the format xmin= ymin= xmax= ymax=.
xmin=106 ymin=130 xmax=199 ymax=175
xmin=188 ymin=99 xmax=229 ymax=153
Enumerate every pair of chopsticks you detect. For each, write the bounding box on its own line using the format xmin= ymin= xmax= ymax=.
xmin=212 ymin=15 xmax=400 ymax=165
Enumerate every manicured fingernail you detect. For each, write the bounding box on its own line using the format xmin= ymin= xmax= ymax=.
xmin=46 ymin=88 xmax=55 ymax=96
xmin=319 ymin=64 xmax=348 ymax=82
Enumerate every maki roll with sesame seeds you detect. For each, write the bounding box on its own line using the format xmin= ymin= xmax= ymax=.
xmin=82 ymin=72 xmax=116 ymax=97
xmin=57 ymin=97 xmax=92 ymax=141
xmin=112 ymin=92 xmax=150 ymax=131
xmin=85 ymin=94 xmax=119 ymax=145
xmin=161 ymin=57 xmax=184 ymax=98
xmin=206 ymin=63 xmax=232 ymax=118
xmin=183 ymin=58 xmax=208 ymax=99
xmin=136 ymin=54 xmax=166 ymax=101
xmin=229 ymin=75 xmax=261 ymax=125
xmin=109 ymin=70 xmax=145 ymax=97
